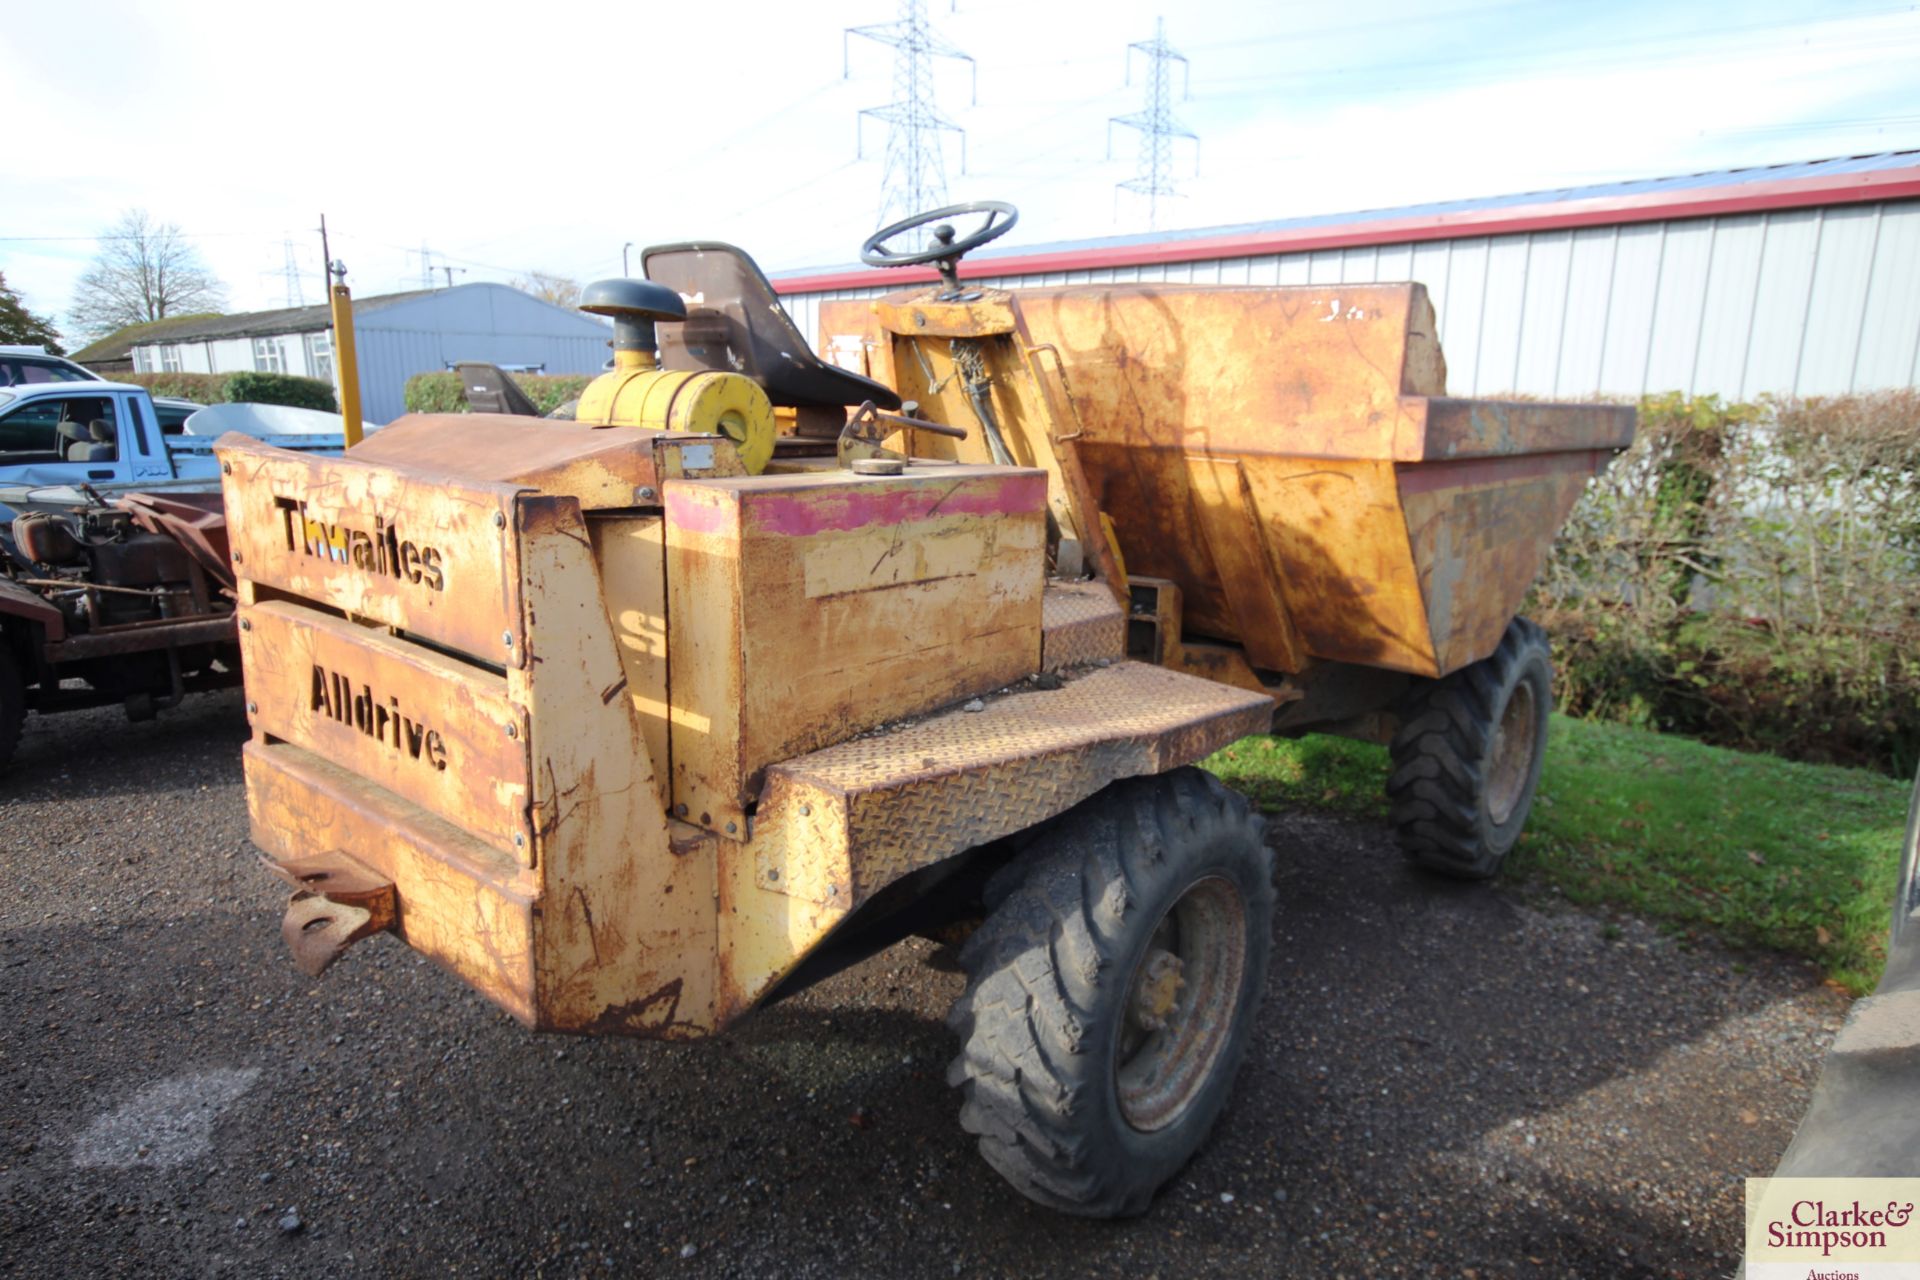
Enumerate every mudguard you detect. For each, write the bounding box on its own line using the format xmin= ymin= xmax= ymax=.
xmin=0 ymin=575 xmax=64 ymax=642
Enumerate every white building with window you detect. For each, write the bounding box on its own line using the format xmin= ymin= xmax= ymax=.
xmin=125 ymin=282 xmax=611 ymax=423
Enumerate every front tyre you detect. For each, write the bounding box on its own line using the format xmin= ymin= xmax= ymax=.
xmin=945 ymin=768 xmax=1274 ymax=1217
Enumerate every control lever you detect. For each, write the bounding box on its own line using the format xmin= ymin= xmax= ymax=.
xmin=837 ymin=400 xmax=968 ymax=470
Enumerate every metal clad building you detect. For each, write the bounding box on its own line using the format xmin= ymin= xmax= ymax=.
xmin=769 ymin=153 xmax=1920 ymax=400
xmin=126 ymin=283 xmax=611 ymax=424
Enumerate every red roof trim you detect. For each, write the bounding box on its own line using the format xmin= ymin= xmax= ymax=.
xmin=772 ymin=166 xmax=1920 ymax=295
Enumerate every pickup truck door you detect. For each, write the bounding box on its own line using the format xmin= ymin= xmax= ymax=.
xmin=0 ymin=388 xmax=133 ymax=487
xmin=120 ymin=394 xmax=175 ymax=482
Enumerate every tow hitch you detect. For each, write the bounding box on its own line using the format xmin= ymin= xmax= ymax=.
xmin=263 ymin=853 xmax=397 ymax=977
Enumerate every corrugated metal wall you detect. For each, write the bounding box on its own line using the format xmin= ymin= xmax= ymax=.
xmin=353 ymin=329 xmax=610 ymax=424
xmin=779 ymin=197 xmax=1920 ymax=400
xmin=351 ymin=285 xmax=612 ymax=423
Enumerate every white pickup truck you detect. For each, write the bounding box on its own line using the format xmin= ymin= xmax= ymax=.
xmin=0 ymin=380 xmax=356 ymax=513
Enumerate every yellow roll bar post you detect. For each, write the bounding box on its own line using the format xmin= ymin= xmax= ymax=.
xmin=328 ymin=261 xmax=363 ymax=447
xmin=318 ymin=214 xmax=363 ymax=447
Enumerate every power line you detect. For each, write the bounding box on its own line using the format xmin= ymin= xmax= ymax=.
xmin=846 ymin=0 xmax=975 ymax=237
xmin=1109 ymin=16 xmax=1197 ymax=231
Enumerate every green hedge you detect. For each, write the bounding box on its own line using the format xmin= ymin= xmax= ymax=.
xmin=118 ymin=370 xmax=336 ymax=413
xmin=403 ymin=371 xmax=593 ymax=417
xmin=223 ymin=370 xmax=336 ymax=411
xmin=404 ymin=371 xmax=466 ymax=414
xmin=1532 ymin=389 xmax=1920 ymax=777
xmin=118 ymin=372 xmax=228 ymax=403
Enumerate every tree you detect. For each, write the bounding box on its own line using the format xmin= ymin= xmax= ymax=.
xmin=511 ymin=271 xmax=582 ymax=309
xmin=68 ymin=209 xmax=226 ymax=338
xmin=0 ymin=272 xmax=64 ymax=354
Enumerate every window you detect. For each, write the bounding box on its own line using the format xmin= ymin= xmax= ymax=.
xmin=252 ymin=337 xmax=285 ymax=373
xmin=306 ymin=330 xmax=332 ymax=383
xmin=133 ymin=347 xmax=154 ymax=374
xmin=151 ymin=399 xmax=199 ymax=435
xmin=0 ymin=400 xmax=64 ymax=455
xmin=0 ymin=395 xmax=116 ymax=460
xmin=0 ymin=354 xmax=99 ymax=385
xmin=160 ymin=344 xmax=182 ymax=374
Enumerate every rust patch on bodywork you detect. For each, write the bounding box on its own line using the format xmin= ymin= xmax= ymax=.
xmin=583 ymin=979 xmax=705 ymax=1039
xmin=852 ymin=283 xmax=1631 ymax=680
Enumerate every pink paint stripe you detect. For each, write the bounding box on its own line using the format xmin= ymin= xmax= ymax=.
xmin=665 ymin=489 xmax=733 ymax=536
xmin=774 ymin=168 xmax=1920 ymax=294
xmin=752 ymin=473 xmax=1045 ymax=537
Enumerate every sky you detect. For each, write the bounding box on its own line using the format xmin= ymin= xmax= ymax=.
xmin=4 ymin=0 xmax=1916 ymax=344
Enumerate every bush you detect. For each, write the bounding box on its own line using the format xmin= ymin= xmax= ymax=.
xmin=403 ymin=372 xmax=465 ymax=414
xmin=222 ymin=370 xmax=336 ymax=412
xmin=118 ymin=370 xmax=336 ymax=412
xmin=403 ymin=370 xmax=595 ymax=417
xmin=118 ymin=372 xmax=229 ymax=403
xmin=1533 ymin=389 xmax=1920 ymax=777
xmin=517 ymin=374 xmax=593 ymax=415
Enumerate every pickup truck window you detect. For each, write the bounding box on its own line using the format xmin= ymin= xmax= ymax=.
xmin=0 ymin=394 xmax=119 ymax=464
xmin=152 ymin=401 xmax=196 ymax=435
xmin=123 ymin=395 xmax=153 ymax=458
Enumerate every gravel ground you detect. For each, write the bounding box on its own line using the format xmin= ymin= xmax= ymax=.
xmin=0 ymin=691 xmax=1848 ymax=1278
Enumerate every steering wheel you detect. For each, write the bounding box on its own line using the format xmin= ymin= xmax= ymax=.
xmin=860 ymin=201 xmax=1018 ymax=272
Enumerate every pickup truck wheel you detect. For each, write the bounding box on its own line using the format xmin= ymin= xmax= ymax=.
xmin=945 ymin=767 xmax=1274 ymax=1217
xmin=1387 ymin=616 xmax=1552 ymax=880
xmin=0 ymin=646 xmax=22 ymax=771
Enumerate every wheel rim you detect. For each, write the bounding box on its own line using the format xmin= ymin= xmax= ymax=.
xmin=1114 ymin=875 xmax=1248 ymax=1133
xmin=1486 ymin=680 xmax=1538 ymax=826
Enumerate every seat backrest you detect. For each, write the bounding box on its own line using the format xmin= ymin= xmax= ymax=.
xmin=643 ymin=242 xmax=901 ymax=413
xmin=75 ymin=419 xmax=116 ymax=462
xmin=56 ymin=419 xmax=89 ymax=459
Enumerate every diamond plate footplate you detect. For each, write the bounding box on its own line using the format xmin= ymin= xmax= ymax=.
xmin=751 ymin=661 xmax=1274 ymax=905
xmin=1040 ymin=580 xmax=1127 ymax=671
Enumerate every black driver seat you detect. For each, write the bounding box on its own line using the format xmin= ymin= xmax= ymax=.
xmin=641 ymin=242 xmax=901 ymax=415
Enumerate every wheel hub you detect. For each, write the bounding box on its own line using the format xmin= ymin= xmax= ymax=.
xmin=1128 ymin=948 xmax=1185 ymax=1033
xmin=1114 ymin=876 xmax=1248 ymax=1133
xmin=1487 ymin=680 xmax=1538 ymax=826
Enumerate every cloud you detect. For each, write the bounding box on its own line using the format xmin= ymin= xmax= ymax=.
xmin=4 ymin=0 xmax=1913 ymax=338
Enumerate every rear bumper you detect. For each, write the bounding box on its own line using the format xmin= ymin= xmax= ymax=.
xmin=245 ymin=739 xmax=539 ymax=1024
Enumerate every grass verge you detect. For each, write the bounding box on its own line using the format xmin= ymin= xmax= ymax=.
xmin=1207 ymin=715 xmax=1913 ymax=995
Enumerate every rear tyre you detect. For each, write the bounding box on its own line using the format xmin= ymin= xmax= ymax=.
xmin=0 ymin=645 xmax=23 ymax=771
xmin=1387 ymin=616 xmax=1551 ymax=880
xmin=945 ymin=768 xmax=1274 ymax=1217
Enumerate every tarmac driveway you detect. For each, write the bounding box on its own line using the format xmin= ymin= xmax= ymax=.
xmin=0 ymin=691 xmax=1845 ymax=1277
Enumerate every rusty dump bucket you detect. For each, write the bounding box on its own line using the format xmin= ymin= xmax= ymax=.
xmin=1009 ymin=283 xmax=1633 ymax=679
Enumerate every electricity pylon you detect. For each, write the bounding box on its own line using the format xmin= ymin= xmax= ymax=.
xmin=846 ymin=0 xmax=976 ymax=237
xmin=1109 ymin=17 xmax=1198 ymax=230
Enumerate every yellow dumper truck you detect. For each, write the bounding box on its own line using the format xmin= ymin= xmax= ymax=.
xmin=218 ymin=202 xmax=1632 ymax=1216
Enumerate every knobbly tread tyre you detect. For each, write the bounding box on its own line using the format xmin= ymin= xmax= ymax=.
xmin=0 ymin=645 xmax=21 ymax=771
xmin=1387 ymin=616 xmax=1552 ymax=880
xmin=945 ymin=767 xmax=1275 ymax=1217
